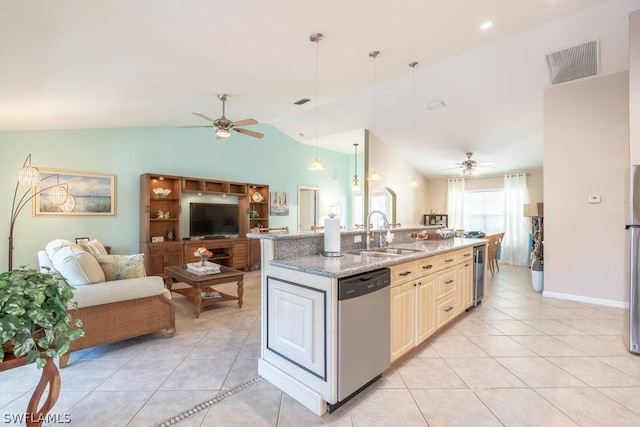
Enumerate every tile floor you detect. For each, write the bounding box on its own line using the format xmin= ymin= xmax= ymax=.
xmin=3 ymin=264 xmax=640 ymax=426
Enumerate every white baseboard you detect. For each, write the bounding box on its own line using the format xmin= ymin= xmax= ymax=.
xmin=542 ymin=291 xmax=628 ymax=309
xmin=258 ymin=359 xmax=327 ymax=416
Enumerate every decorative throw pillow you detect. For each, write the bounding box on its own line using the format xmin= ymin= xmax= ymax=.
xmin=51 ymin=245 xmax=106 ymax=286
xmin=93 ymin=254 xmax=146 ymax=281
xmin=78 ymin=239 xmax=108 ymax=255
xmin=45 ymin=239 xmax=82 ymax=260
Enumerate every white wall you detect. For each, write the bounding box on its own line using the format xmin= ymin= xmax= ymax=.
xmin=366 ymin=131 xmax=429 ymax=226
xmin=544 ymin=71 xmax=629 ymax=306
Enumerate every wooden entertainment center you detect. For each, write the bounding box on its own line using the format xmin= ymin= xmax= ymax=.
xmin=140 ymin=173 xmax=269 ymax=277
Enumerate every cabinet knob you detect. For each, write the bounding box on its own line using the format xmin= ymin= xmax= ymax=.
xmin=422 ymin=265 xmax=433 ymax=270
xmin=399 ymin=271 xmax=412 ymax=276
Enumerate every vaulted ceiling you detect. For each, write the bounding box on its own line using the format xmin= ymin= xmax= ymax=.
xmin=1 ymin=0 xmax=637 ymax=177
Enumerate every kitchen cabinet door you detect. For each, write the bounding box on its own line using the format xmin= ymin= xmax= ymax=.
xmin=390 ymin=281 xmax=415 ymax=362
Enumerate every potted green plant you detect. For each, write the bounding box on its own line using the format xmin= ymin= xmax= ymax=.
xmin=0 ymin=267 xmax=83 ymax=368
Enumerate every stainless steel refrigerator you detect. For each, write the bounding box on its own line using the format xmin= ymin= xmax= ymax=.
xmin=626 ymin=165 xmax=640 ymax=354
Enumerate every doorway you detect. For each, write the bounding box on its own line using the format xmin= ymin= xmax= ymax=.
xmin=298 ymin=186 xmax=319 ymax=233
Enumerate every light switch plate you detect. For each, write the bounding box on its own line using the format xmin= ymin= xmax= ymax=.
xmin=588 ymin=195 xmax=601 ymax=203
xmin=354 ymin=235 xmax=362 ymax=243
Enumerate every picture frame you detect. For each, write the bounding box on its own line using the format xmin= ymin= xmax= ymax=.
xmin=270 ymin=192 xmax=289 ymax=216
xmin=33 ymin=169 xmax=116 ymax=216
xmin=75 ymin=237 xmax=90 ymax=244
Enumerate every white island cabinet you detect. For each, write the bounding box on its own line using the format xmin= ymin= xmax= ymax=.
xmin=250 ymin=230 xmax=485 ymax=416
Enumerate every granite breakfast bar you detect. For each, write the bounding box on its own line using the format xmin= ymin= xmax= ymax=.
xmin=248 ymin=228 xmax=486 ymax=415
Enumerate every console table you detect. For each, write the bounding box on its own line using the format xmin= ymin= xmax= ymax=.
xmin=165 ymin=265 xmax=244 ymax=318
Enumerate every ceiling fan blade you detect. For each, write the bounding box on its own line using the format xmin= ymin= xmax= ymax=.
xmin=232 ymin=118 xmax=258 ymax=127
xmin=177 ymin=125 xmax=214 ymax=128
xmin=476 ymin=161 xmax=495 ymax=166
xmin=192 ymin=112 xmax=217 ymax=123
xmin=234 ymin=128 xmax=264 ymax=139
xmin=441 ymin=166 xmax=463 ymax=171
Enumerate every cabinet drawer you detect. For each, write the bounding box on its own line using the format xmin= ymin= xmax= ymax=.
xmin=457 ymin=248 xmax=474 ymax=264
xmin=437 ymin=296 xmax=457 ymax=327
xmin=437 ymin=269 xmax=457 ymax=299
xmin=390 ymin=261 xmax=416 ymax=286
xmin=415 ymin=255 xmax=443 ymax=275
xmin=149 ymin=242 xmax=183 ymax=254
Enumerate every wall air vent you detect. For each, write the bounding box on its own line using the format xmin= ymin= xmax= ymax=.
xmin=545 ymin=40 xmax=598 ymax=85
xmin=294 ymin=98 xmax=310 ymax=105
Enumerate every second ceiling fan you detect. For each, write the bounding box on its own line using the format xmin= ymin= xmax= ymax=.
xmin=190 ymin=94 xmax=264 ymax=139
xmin=444 ymin=152 xmax=494 ymax=176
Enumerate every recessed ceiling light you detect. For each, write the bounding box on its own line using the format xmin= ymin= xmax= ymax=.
xmin=480 ymin=21 xmax=494 ymax=30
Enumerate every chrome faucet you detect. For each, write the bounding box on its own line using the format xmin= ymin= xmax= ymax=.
xmin=366 ymin=210 xmax=390 ymax=249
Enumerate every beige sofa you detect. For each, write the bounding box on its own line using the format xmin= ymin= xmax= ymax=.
xmin=38 ymin=239 xmax=175 ymax=368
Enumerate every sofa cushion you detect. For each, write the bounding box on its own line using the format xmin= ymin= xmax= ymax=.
xmin=94 ymin=253 xmax=146 ymax=281
xmin=70 ymin=275 xmax=170 ymax=308
xmin=78 ymin=239 xmax=109 ymax=255
xmin=51 ymin=246 xmax=105 ymax=286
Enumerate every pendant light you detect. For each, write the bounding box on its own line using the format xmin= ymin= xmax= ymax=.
xmin=409 ymin=61 xmax=419 ymax=188
xmin=352 ymin=143 xmax=360 ymax=191
xmin=308 ymin=33 xmax=325 ymax=171
xmin=367 ymin=50 xmax=381 ymax=181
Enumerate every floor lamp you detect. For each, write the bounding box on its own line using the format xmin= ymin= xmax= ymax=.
xmin=8 ymin=154 xmax=69 ymax=271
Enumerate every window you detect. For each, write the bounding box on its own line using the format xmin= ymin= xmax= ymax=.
xmin=463 ymin=190 xmax=504 ymax=234
xmin=369 ymin=187 xmax=396 ymax=228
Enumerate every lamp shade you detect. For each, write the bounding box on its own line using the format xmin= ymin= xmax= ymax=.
xmin=18 ymin=165 xmax=42 ymax=188
xmin=47 ymin=184 xmax=68 ymax=206
xmin=61 ymin=194 xmax=76 ymax=212
xmin=523 ymin=203 xmax=543 ymax=217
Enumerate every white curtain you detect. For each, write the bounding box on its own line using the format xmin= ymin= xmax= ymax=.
xmin=447 ymin=178 xmax=465 ymax=230
xmin=502 ymin=173 xmax=529 ymax=266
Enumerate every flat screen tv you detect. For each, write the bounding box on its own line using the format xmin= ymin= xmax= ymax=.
xmin=189 ymin=202 xmax=239 ymax=237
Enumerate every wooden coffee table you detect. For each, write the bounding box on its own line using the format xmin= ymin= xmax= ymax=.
xmin=165 ymin=265 xmax=244 ymax=318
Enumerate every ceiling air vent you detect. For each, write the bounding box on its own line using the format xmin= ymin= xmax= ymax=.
xmin=294 ymin=98 xmax=310 ymax=105
xmin=545 ymin=40 xmax=598 ymax=85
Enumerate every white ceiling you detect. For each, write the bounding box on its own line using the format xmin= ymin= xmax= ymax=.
xmin=1 ymin=0 xmax=638 ymax=177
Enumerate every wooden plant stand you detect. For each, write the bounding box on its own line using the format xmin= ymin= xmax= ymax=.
xmin=0 ymin=354 xmax=60 ymax=427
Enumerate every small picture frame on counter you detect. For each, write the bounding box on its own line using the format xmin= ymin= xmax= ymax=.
xmin=151 ymin=236 xmax=165 ymax=243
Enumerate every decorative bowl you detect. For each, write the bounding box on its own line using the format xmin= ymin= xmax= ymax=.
xmin=153 ymin=188 xmax=172 ymax=198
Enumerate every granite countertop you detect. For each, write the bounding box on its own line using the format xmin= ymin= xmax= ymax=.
xmin=269 ymin=238 xmax=485 ymax=279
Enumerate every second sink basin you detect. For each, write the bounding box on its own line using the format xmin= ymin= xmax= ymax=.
xmin=349 ymin=247 xmax=423 ymax=258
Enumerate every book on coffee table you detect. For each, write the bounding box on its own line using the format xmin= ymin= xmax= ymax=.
xmin=200 ymin=291 xmax=221 ymax=299
xmin=187 ymin=261 xmax=221 ymax=275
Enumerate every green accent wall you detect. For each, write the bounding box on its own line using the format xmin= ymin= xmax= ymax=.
xmin=0 ymin=125 xmax=352 ymax=270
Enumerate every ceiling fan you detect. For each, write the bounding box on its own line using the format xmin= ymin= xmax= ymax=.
xmin=444 ymin=152 xmax=494 ymax=176
xmin=186 ymin=94 xmax=264 ymax=139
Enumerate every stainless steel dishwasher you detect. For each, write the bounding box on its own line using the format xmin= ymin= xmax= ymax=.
xmin=330 ymin=268 xmax=390 ymax=412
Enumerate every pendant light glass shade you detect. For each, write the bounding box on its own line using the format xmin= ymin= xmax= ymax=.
xmin=308 ymin=33 xmax=325 ymax=171
xmin=409 ymin=178 xmax=419 ymax=188
xmin=309 ymin=158 xmax=326 ymax=171
xmin=367 ymin=170 xmax=381 ymax=181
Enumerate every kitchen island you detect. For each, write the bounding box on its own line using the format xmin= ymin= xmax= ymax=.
xmin=248 ymin=228 xmax=486 ymax=415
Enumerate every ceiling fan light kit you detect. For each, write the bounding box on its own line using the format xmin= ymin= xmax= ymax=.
xmin=190 ymin=93 xmax=264 ymax=139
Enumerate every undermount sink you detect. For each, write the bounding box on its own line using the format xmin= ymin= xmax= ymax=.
xmin=349 ymin=247 xmax=422 ymax=258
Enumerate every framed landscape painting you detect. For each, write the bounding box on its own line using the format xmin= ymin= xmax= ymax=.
xmin=33 ymin=169 xmax=116 ymax=216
